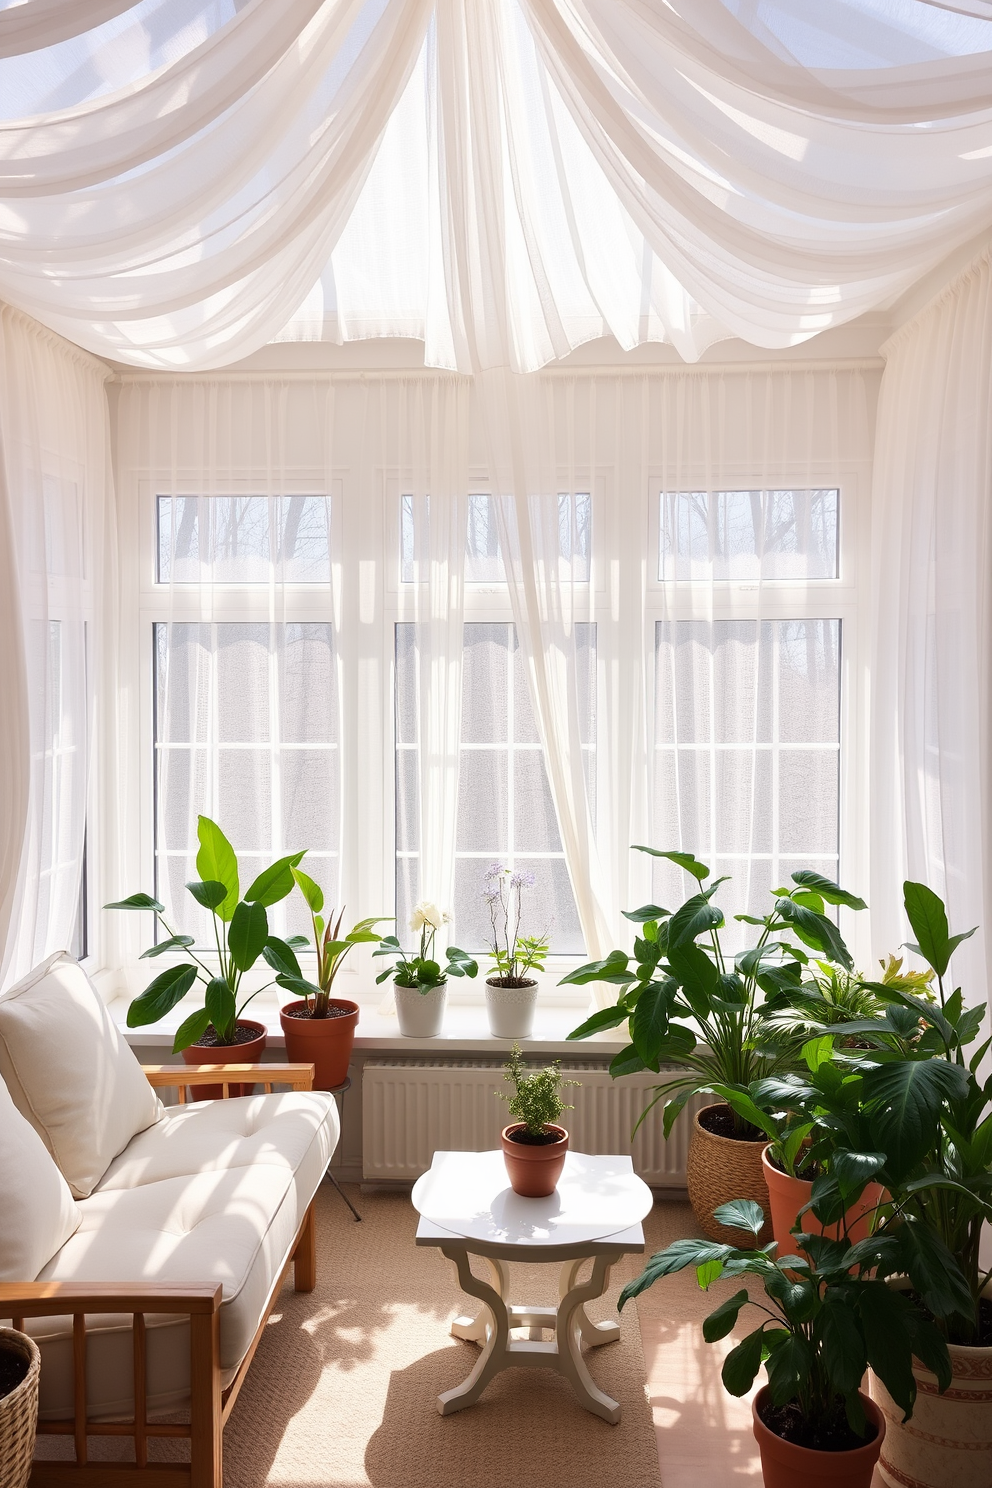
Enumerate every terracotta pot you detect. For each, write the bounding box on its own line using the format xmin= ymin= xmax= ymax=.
xmin=500 ymin=1122 xmax=568 ymax=1197
xmin=871 ymin=1280 xmax=992 ymax=1488
xmin=485 ymin=977 xmax=539 ymax=1039
xmin=752 ymin=1385 xmax=884 ymax=1488
xmin=395 ymin=982 xmax=446 ymax=1038
xmin=279 ymin=998 xmax=359 ymax=1089
xmin=686 ymin=1104 xmax=772 ymax=1246
xmin=180 ymin=1019 xmax=267 ymax=1100
xmin=761 ymin=1146 xmax=885 ymax=1255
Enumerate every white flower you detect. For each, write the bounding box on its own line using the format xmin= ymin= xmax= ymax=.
xmin=410 ymin=900 xmax=446 ymax=932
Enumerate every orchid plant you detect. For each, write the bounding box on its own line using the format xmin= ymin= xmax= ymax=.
xmin=373 ymin=901 xmax=478 ymax=993
xmin=481 ymin=864 xmax=550 ymax=985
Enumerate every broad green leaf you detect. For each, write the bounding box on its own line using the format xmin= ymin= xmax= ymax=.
xmin=609 ymin=1044 xmax=648 ymax=1079
xmin=831 ymin=1148 xmax=886 ymax=1197
xmin=764 ymin=1332 xmax=812 ymax=1406
xmin=791 ymin=870 xmax=867 ymax=912
xmin=195 ymin=817 xmax=239 ymax=921
xmin=228 ymin=900 xmax=269 ymax=972
xmin=722 ymin=1326 xmax=766 ymax=1396
xmin=667 ymin=941 xmax=719 ymax=1019
xmin=559 ymin=950 xmax=632 ymax=987
xmin=776 ymin=899 xmax=853 ymax=971
xmin=713 ymin=1199 xmax=766 ymax=1238
xmin=244 ymin=851 xmax=307 ymax=907
xmin=908 ymin=1316 xmax=953 ymax=1394
xmin=140 ymin=934 xmax=194 ymax=959
xmin=765 ymin=1273 xmax=818 ymax=1323
xmin=622 ymin=904 xmax=670 ymax=924
xmin=630 ymin=981 xmax=671 ymax=1069
xmin=707 ymin=1085 xmax=776 ymax=1141
xmin=171 ymin=1007 xmax=212 ymax=1054
xmin=695 ymin=1258 xmax=725 ymax=1289
xmin=819 ymin=1300 xmax=866 ymax=1393
xmin=865 ymin=1059 xmax=971 ymax=1172
xmin=204 ymin=976 xmax=236 ymax=1039
xmin=669 ymin=893 xmax=723 ymax=949
xmin=127 ymin=963 xmax=197 ymax=1027
xmin=104 ymin=892 xmax=164 ymax=912
xmin=802 ymin=1034 xmax=835 ymax=1072
xmin=856 ymin=1281 xmax=916 ymax=1418
xmin=567 ymin=1004 xmax=631 ymax=1040
xmin=262 ymin=936 xmax=303 ymax=980
xmin=633 ymin=846 xmax=710 ymax=881
xmin=185 ymin=879 xmax=228 ymax=911
xmin=702 ymin=1289 xmax=750 ymax=1342
xmin=662 ymin=1086 xmax=696 ymax=1139
xmin=903 ymin=881 xmax=976 ymax=976
xmin=896 ymin=1218 xmax=976 ymax=1327
xmin=275 ymin=972 xmax=323 ymax=1000
xmin=291 ymin=866 xmax=324 ymax=915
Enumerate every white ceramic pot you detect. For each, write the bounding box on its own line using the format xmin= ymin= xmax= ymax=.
xmin=394 ymin=982 xmax=447 ymax=1038
xmin=485 ymin=978 xmax=538 ymax=1039
xmin=870 ymin=1282 xmax=992 ymax=1488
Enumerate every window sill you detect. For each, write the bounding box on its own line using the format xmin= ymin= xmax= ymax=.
xmin=110 ymin=989 xmax=628 ymax=1059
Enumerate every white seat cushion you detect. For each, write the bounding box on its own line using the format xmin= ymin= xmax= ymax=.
xmin=25 ymin=1090 xmax=338 ymax=1421
xmin=0 ymin=1075 xmax=80 ymax=1282
xmin=0 ymin=952 xmax=162 ymax=1197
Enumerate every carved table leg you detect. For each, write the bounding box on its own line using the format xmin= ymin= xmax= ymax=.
xmin=450 ymin=1257 xmax=509 ymax=1343
xmin=558 ymin=1257 xmax=621 ymax=1348
xmin=438 ymin=1247 xmax=511 ymax=1415
xmin=555 ymin=1251 xmax=623 ymax=1424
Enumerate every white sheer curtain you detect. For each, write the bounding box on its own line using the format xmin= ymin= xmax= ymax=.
xmin=0 ymin=307 xmax=112 ymax=987
xmin=0 ymin=2 xmax=991 ymax=369
xmin=870 ymin=248 xmax=992 ymax=1006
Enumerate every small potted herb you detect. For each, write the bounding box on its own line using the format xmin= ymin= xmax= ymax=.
xmin=497 ymin=1044 xmax=575 ymax=1197
xmin=481 ymin=865 xmax=550 ymax=1039
xmin=619 ymin=1198 xmax=961 ymax=1488
xmin=373 ymin=902 xmax=478 ymax=1037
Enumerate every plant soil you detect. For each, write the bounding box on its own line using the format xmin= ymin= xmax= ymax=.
xmin=905 ymin=1290 xmax=992 ymax=1348
xmin=194 ymin=1021 xmax=264 ymax=1048
xmin=508 ymin=1128 xmax=564 ymax=1146
xmin=699 ymin=1103 xmax=764 ymax=1143
xmin=0 ymin=1347 xmax=29 ymax=1400
xmin=486 ymin=976 xmax=537 ymax=989
xmin=758 ymin=1397 xmax=878 ymax=1454
xmin=282 ymin=1002 xmax=352 ymax=1021
xmin=766 ymin=1150 xmax=825 ymax=1180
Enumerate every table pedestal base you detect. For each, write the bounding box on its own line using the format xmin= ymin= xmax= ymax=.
xmin=439 ymin=1245 xmax=625 ymax=1424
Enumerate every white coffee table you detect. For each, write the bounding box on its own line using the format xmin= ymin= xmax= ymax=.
xmin=412 ymin=1149 xmax=652 ymax=1423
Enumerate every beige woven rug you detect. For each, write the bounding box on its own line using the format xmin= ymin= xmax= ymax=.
xmin=41 ymin=1183 xmax=663 ymax=1487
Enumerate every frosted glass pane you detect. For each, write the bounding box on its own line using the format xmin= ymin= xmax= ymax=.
xmin=779 ymin=750 xmax=839 ymax=854
xmin=157 ymin=747 xmax=209 ymax=850
xmin=216 ymin=625 xmax=271 ymax=742
xmin=158 ymin=495 xmax=331 ymax=583
xmin=394 ymin=856 xmax=420 ymax=946
xmin=466 ymin=494 xmax=504 ymax=583
xmin=402 ymin=493 xmax=591 ymax=584
xmin=281 ymin=625 xmax=336 ymax=743
xmin=776 ymin=622 xmax=841 ymax=743
xmin=457 ymin=752 xmax=508 ymax=851
xmin=462 ymin=624 xmax=509 ymax=743
xmin=394 ymin=623 xmax=418 ymax=745
xmin=217 ymin=751 xmax=271 ymax=850
xmin=281 ymin=749 xmax=338 ymax=850
xmin=514 ymin=857 xmax=583 ymax=955
xmin=395 ymin=748 xmax=420 ymax=853
xmin=714 ymin=750 xmax=773 ymax=854
xmin=513 ymin=749 xmax=562 ymax=852
xmin=660 ymin=490 xmax=838 ymax=582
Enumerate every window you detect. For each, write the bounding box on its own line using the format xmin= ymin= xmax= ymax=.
xmin=158 ymin=494 xmax=332 ymax=583
xmin=400 ymin=491 xmax=592 ymax=584
xmin=650 ymin=487 xmax=849 ymax=940
xmin=153 ymin=620 xmax=339 ymax=944
xmin=395 ymin=621 xmax=594 ymax=954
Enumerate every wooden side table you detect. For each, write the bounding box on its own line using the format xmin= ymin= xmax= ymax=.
xmin=412 ymin=1149 xmax=652 ymax=1423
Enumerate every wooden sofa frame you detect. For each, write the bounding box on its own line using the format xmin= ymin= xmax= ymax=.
xmin=0 ymin=1063 xmax=321 ymax=1488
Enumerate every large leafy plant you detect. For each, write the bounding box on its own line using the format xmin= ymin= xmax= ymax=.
xmin=107 ymin=816 xmax=310 ymax=1052
xmin=264 ymin=867 xmax=388 ymax=1017
xmin=563 ymin=848 xmax=866 ymax=1139
xmin=619 ymin=1197 xmax=962 ymax=1442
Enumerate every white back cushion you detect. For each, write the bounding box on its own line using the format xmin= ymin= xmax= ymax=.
xmin=0 ymin=952 xmax=163 ymax=1198
xmin=0 ymin=1074 xmax=80 ymax=1279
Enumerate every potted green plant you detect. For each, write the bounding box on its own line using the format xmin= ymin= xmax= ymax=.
xmin=497 ymin=1043 xmax=576 ymax=1197
xmin=372 ymin=901 xmax=477 ymax=1037
xmin=817 ymin=882 xmax=992 ymax=1488
xmin=106 ymin=815 xmax=308 ymax=1095
xmin=563 ymin=848 xmax=866 ymax=1245
xmin=481 ymin=865 xmax=550 ymax=1039
xmin=265 ymin=867 xmax=388 ymax=1089
xmin=0 ymin=1328 xmax=40 ymax=1488
xmin=619 ymin=1197 xmax=962 ymax=1488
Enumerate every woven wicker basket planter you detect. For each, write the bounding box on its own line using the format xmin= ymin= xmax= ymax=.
xmin=0 ymin=1328 xmax=40 ymax=1488
xmin=686 ymin=1103 xmax=773 ymax=1246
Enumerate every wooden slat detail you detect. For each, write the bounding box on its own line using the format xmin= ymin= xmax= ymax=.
xmin=141 ymin=1064 xmax=314 ymax=1092
xmin=72 ymin=1315 xmax=87 ymax=1464
xmin=38 ymin=1422 xmax=190 ymax=1440
xmin=30 ymin=1466 xmax=191 ymax=1486
xmin=133 ymin=1313 xmax=147 ymax=1467
xmin=0 ymin=1283 xmax=221 ymax=1316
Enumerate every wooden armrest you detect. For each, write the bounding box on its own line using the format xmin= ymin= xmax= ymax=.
xmin=0 ymin=1282 xmax=221 ymax=1316
xmin=142 ymin=1063 xmax=315 ymax=1092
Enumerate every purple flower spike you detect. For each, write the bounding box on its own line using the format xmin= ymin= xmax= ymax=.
xmin=510 ymin=871 xmax=536 ymax=889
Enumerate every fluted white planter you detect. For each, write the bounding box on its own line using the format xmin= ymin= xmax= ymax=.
xmin=485 ymin=978 xmax=538 ymax=1039
xmin=394 ymin=982 xmax=447 ymax=1038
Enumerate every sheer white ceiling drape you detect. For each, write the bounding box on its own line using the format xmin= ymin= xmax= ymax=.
xmin=0 ymin=0 xmax=991 ymax=370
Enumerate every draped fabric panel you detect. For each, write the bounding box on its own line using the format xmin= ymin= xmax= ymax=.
xmin=0 ymin=1 xmax=991 ymax=370
xmin=869 ymin=249 xmax=992 ymax=1013
xmin=0 ymin=308 xmax=113 ymax=988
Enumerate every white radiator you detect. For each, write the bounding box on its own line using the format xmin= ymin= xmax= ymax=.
xmin=361 ymin=1059 xmax=704 ymax=1187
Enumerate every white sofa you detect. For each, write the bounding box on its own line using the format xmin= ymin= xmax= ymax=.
xmin=0 ymin=952 xmax=339 ymax=1488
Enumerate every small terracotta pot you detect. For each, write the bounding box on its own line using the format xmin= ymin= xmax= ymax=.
xmin=686 ymin=1104 xmax=772 ymax=1245
xmin=180 ymin=1019 xmax=267 ymax=1100
xmin=279 ymin=998 xmax=359 ymax=1089
xmin=761 ymin=1146 xmax=885 ymax=1255
xmin=752 ymin=1385 xmax=884 ymax=1488
xmin=501 ymin=1123 xmax=568 ymax=1197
